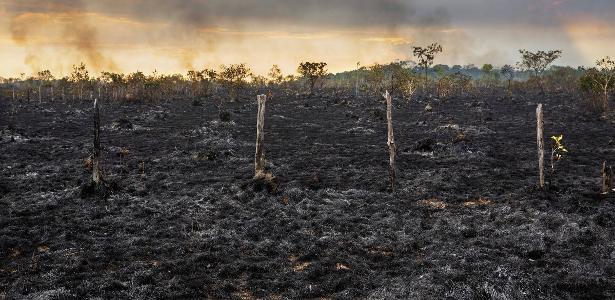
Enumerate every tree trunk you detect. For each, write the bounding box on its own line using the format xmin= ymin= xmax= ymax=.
xmin=254 ymin=94 xmax=267 ymax=178
xmin=38 ymin=84 xmax=42 ymax=104
xmin=92 ymin=99 xmax=102 ymax=188
xmin=537 ymin=104 xmax=545 ymax=189
xmin=384 ymin=90 xmax=397 ymax=192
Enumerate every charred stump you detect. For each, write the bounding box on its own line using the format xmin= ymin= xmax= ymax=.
xmin=536 ymin=104 xmax=545 ymax=189
xmin=92 ymin=99 xmax=103 ymax=188
xmin=384 ymin=91 xmax=397 ymax=192
xmin=250 ymin=94 xmax=278 ymax=193
xmin=254 ymin=94 xmax=267 ymax=177
xmin=601 ymin=161 xmax=613 ymax=195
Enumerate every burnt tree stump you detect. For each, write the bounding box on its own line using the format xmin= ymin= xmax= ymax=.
xmin=93 ymin=99 xmax=103 ymax=188
xmin=384 ymin=91 xmax=397 ymax=192
xmin=601 ymin=161 xmax=613 ymax=195
xmin=537 ymin=104 xmax=545 ymax=189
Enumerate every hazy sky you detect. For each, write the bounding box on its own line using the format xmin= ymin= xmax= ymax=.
xmin=1 ymin=0 xmax=614 ymax=77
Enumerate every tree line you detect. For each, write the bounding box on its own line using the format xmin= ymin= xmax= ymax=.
xmin=1 ymin=46 xmax=613 ymax=113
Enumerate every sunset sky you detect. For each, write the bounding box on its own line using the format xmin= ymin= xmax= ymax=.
xmin=1 ymin=0 xmax=614 ymax=77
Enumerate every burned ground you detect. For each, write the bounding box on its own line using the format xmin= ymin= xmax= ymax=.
xmin=1 ymin=91 xmax=615 ymax=299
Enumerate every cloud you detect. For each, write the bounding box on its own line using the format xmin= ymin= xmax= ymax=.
xmin=5 ymin=0 xmax=118 ymax=72
xmin=1 ymin=0 xmax=612 ymax=76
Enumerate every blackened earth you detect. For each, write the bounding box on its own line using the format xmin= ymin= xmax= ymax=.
xmin=1 ymin=91 xmax=615 ymax=299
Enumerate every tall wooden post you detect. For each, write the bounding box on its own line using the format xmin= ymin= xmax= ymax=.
xmin=38 ymin=83 xmax=42 ymax=104
xmin=355 ymin=62 xmax=360 ymax=98
xmin=537 ymin=104 xmax=545 ymax=189
xmin=254 ymin=94 xmax=267 ymax=178
xmin=601 ymin=161 xmax=613 ymax=195
xmin=92 ymin=99 xmax=102 ymax=187
xmin=384 ymin=91 xmax=397 ymax=192
xmin=51 ymin=86 xmax=54 ymax=102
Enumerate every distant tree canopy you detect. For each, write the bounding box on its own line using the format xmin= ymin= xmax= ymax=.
xmin=36 ymin=70 xmax=54 ymax=82
xmin=218 ymin=63 xmax=251 ymax=102
xmin=186 ymin=68 xmax=217 ymax=97
xmin=70 ymin=63 xmax=90 ymax=100
xmin=3 ymin=56 xmax=609 ymax=106
xmin=365 ymin=62 xmax=416 ymax=97
xmin=481 ymin=64 xmax=494 ymax=74
xmin=268 ymin=65 xmax=284 ymax=85
xmin=517 ymin=49 xmax=563 ymax=77
xmin=297 ymin=62 xmax=328 ymax=95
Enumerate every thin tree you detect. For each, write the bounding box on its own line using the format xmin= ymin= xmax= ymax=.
xmin=500 ymin=64 xmax=515 ymax=91
xmin=297 ymin=62 xmax=328 ymax=96
xmin=37 ymin=70 xmax=54 ymax=104
xmin=267 ymin=65 xmax=284 ymax=86
xmin=70 ymin=63 xmax=90 ymax=101
xmin=590 ymin=57 xmax=615 ymax=112
xmin=412 ymin=43 xmax=443 ymax=82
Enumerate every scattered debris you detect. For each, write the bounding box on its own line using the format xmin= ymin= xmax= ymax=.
xmin=418 ymin=198 xmax=447 ymax=209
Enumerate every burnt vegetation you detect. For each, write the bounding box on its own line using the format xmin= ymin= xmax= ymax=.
xmin=2 ymin=48 xmax=615 ymax=299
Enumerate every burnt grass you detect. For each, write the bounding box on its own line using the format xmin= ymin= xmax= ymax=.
xmin=1 ymin=90 xmax=615 ymax=299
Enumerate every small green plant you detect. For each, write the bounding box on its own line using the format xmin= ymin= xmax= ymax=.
xmin=550 ymin=135 xmax=568 ymax=172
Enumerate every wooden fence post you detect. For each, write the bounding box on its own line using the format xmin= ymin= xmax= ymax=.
xmin=601 ymin=161 xmax=613 ymax=195
xmin=537 ymin=104 xmax=545 ymax=189
xmin=384 ymin=90 xmax=397 ymax=192
xmin=254 ymin=94 xmax=267 ymax=178
xmin=93 ymin=99 xmax=102 ymax=188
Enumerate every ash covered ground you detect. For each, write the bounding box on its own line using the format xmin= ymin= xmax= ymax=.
xmin=1 ymin=91 xmax=615 ymax=299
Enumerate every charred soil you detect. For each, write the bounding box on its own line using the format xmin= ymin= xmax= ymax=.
xmin=1 ymin=92 xmax=615 ymax=299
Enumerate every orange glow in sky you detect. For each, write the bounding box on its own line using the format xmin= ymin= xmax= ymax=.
xmin=0 ymin=0 xmax=613 ymax=77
